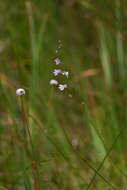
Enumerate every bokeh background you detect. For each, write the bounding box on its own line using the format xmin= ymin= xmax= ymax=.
xmin=0 ymin=0 xmax=127 ymax=189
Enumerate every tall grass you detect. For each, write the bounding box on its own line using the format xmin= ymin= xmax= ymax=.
xmin=0 ymin=0 xmax=127 ymax=189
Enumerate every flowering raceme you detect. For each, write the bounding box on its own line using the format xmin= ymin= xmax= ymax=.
xmin=50 ymin=56 xmax=69 ymax=91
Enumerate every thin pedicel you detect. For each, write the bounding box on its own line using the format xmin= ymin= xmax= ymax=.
xmin=16 ymin=88 xmax=41 ymax=190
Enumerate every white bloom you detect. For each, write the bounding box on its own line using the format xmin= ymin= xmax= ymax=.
xmin=62 ymin=71 xmax=69 ymax=78
xmin=58 ymin=84 xmax=67 ymax=91
xmin=16 ymin=88 xmax=25 ymax=96
xmin=50 ymin=79 xmax=58 ymax=85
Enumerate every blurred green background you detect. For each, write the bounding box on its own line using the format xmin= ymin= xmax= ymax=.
xmin=0 ymin=0 xmax=127 ymax=189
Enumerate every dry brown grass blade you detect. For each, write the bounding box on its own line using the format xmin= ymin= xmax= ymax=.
xmin=0 ymin=73 xmax=19 ymax=89
xmin=74 ymin=69 xmax=99 ymax=81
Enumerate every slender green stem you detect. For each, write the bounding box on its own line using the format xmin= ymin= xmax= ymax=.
xmin=86 ymin=125 xmax=125 ymax=190
xmin=59 ymin=124 xmax=118 ymax=190
xmin=19 ymin=96 xmax=41 ymax=190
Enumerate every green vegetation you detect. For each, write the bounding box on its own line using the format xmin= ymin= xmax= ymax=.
xmin=0 ymin=0 xmax=127 ymax=189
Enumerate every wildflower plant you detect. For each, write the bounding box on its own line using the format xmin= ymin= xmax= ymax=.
xmin=16 ymin=88 xmax=41 ymax=190
xmin=50 ymin=41 xmax=69 ymax=91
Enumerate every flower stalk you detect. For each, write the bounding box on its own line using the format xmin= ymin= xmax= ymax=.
xmin=17 ymin=89 xmax=41 ymax=190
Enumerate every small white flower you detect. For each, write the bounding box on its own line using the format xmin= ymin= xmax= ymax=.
xmin=53 ymin=69 xmax=61 ymax=76
xmin=58 ymin=84 xmax=67 ymax=91
xmin=50 ymin=79 xmax=58 ymax=85
xmin=54 ymin=58 xmax=61 ymax=65
xmin=16 ymin=88 xmax=25 ymax=96
xmin=62 ymin=71 xmax=69 ymax=78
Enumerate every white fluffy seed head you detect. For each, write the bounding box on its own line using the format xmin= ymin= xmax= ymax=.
xmin=16 ymin=88 xmax=25 ymax=96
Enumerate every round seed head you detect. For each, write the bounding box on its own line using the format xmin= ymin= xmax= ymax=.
xmin=16 ymin=88 xmax=25 ymax=96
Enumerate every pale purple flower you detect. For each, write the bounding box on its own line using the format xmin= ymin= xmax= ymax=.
xmin=62 ymin=71 xmax=69 ymax=78
xmin=53 ymin=69 xmax=61 ymax=76
xmin=54 ymin=58 xmax=61 ymax=65
xmin=50 ymin=79 xmax=58 ymax=85
xmin=58 ymin=84 xmax=67 ymax=91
